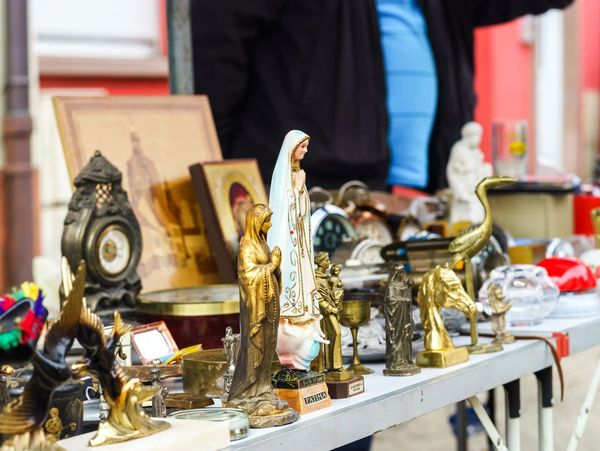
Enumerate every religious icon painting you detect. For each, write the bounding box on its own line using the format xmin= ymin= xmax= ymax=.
xmin=190 ymin=159 xmax=268 ymax=282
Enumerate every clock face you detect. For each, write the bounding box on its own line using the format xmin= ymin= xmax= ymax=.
xmin=356 ymin=219 xmax=393 ymax=244
xmin=96 ymin=225 xmax=132 ymax=277
xmin=357 ymin=243 xmax=384 ymax=265
xmin=313 ymin=216 xmax=354 ymax=254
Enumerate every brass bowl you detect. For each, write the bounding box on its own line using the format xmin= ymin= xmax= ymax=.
xmin=183 ymin=349 xmax=281 ymax=398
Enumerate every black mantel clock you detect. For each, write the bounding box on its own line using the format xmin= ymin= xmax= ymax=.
xmin=62 ymin=150 xmax=142 ymax=311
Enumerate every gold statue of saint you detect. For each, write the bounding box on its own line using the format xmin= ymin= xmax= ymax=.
xmin=226 ymin=204 xmax=299 ymax=428
xmin=315 ymin=253 xmax=353 ymax=382
xmin=416 ymin=265 xmax=478 ymax=368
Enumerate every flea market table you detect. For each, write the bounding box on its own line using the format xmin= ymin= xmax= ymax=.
xmin=231 ymin=314 xmax=600 ymax=451
xmin=59 ymin=314 xmax=600 ymax=451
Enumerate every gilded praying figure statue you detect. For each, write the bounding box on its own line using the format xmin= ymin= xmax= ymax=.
xmin=226 ymin=204 xmax=299 ymax=428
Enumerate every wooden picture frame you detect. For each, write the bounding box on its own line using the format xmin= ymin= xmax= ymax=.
xmin=190 ymin=159 xmax=268 ymax=282
xmin=130 ymin=320 xmax=178 ymax=365
xmin=53 ymin=96 xmax=223 ymax=291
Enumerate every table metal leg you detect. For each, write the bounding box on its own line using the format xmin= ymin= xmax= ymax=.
xmin=467 ymin=396 xmax=508 ymax=451
xmin=535 ymin=367 xmax=554 ymax=451
xmin=487 ymin=389 xmax=496 ymax=451
xmin=566 ymin=352 xmax=600 ymax=451
xmin=456 ymin=401 xmax=468 ymax=451
xmin=504 ymin=379 xmax=521 ymax=451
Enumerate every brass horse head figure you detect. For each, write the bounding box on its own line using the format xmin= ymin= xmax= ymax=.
xmin=417 ymin=264 xmax=478 ymax=352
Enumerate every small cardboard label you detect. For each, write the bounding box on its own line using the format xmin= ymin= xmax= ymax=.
xmin=348 ymin=379 xmax=364 ymax=395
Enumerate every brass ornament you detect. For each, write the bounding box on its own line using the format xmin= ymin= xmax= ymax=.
xmin=416 ymin=265 xmax=477 ymax=368
xmin=448 ymin=176 xmax=516 ymax=354
xmin=0 ymin=259 xmax=169 ymax=449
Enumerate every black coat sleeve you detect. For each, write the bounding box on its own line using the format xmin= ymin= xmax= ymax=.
xmin=465 ymin=0 xmax=575 ymax=27
xmin=190 ymin=0 xmax=285 ymax=154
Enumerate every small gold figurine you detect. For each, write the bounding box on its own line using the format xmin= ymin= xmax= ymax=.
xmin=315 ymin=253 xmax=347 ymax=377
xmin=225 ymin=204 xmax=299 ymax=428
xmin=488 ymin=283 xmax=515 ymax=345
xmin=416 ymin=265 xmax=478 ymax=368
xmin=314 ymin=254 xmax=364 ymax=398
xmin=449 ymin=176 xmax=517 ymax=354
xmin=383 ymin=265 xmax=420 ymax=376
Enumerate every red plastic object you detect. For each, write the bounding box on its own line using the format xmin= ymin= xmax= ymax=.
xmin=574 ymin=194 xmax=600 ymax=235
xmin=551 ymin=332 xmax=570 ymax=358
xmin=537 ymin=257 xmax=597 ymax=292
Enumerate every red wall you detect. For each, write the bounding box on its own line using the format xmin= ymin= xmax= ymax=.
xmin=39 ymin=76 xmax=169 ymax=95
xmin=580 ymin=0 xmax=599 ymax=91
xmin=474 ymin=19 xmax=533 ymax=160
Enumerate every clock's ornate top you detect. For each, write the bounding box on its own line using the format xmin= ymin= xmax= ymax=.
xmin=74 ymin=150 xmax=122 ymax=186
xmin=65 ymin=150 xmax=133 ymax=224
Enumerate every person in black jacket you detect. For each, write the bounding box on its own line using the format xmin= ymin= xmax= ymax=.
xmin=191 ymin=0 xmax=574 ymax=193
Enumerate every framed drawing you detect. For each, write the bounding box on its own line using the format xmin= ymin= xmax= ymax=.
xmin=53 ymin=96 xmax=222 ymax=292
xmin=190 ymin=159 xmax=268 ymax=282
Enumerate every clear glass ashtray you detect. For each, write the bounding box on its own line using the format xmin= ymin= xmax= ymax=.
xmin=479 ymin=264 xmax=559 ymax=326
xmin=170 ymin=407 xmax=249 ymax=441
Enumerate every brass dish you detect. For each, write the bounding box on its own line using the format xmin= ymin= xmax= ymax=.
xmin=137 ymin=285 xmax=240 ymax=316
xmin=183 ymin=349 xmax=280 ymax=398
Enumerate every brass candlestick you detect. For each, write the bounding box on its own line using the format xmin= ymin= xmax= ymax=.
xmin=339 ymin=299 xmax=373 ymax=375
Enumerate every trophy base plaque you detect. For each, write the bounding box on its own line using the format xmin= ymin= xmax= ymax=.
xmin=383 ymin=363 xmax=421 ymax=376
xmin=326 ymin=375 xmax=364 ymax=399
xmin=272 ymin=368 xmax=331 ymax=415
xmin=416 ymin=346 xmax=469 ymax=368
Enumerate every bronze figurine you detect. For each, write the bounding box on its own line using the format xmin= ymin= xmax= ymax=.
xmin=315 ymin=253 xmax=352 ymax=380
xmin=416 ymin=265 xmax=478 ymax=368
xmin=487 ymin=283 xmax=515 ymax=345
xmin=225 ymin=204 xmax=298 ymax=428
xmin=383 ymin=265 xmax=420 ymax=376
xmin=151 ymin=360 xmax=168 ymax=418
xmin=221 ymin=326 xmax=241 ymax=399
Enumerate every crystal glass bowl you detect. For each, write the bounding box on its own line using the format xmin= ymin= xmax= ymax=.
xmin=478 ymin=264 xmax=559 ymax=326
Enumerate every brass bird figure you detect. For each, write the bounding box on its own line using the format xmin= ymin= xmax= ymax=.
xmin=448 ymin=176 xmax=516 ymax=354
xmin=449 ymin=176 xmax=517 ymax=268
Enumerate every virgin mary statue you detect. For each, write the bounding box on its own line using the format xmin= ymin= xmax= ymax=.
xmin=268 ymin=130 xmax=326 ymax=370
xmin=227 ymin=204 xmax=297 ymax=427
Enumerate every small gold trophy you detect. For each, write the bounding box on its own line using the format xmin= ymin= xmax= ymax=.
xmin=339 ymin=297 xmax=374 ymax=375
